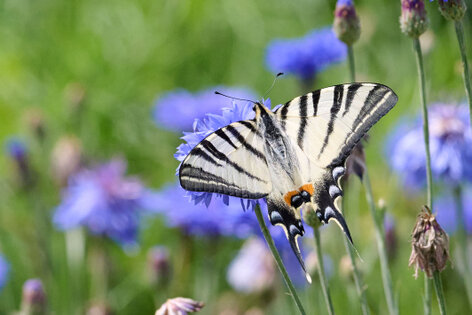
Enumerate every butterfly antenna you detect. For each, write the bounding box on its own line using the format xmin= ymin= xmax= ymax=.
xmin=263 ymin=72 xmax=284 ymax=99
xmin=214 ymin=91 xmax=257 ymax=104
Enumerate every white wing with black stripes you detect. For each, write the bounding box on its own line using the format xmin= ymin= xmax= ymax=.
xmin=179 ymin=120 xmax=272 ymax=199
xmin=276 ymin=83 xmax=397 ymax=168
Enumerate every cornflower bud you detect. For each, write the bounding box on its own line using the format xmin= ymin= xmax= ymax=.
xmin=148 ymin=246 xmax=171 ymax=287
xmin=409 ymin=206 xmax=449 ymax=278
xmin=20 ymin=279 xmax=47 ymax=315
xmin=155 ymin=297 xmax=204 ymax=315
xmin=437 ymin=0 xmax=467 ymax=21
xmin=334 ymin=0 xmax=361 ymax=45
xmin=400 ymin=0 xmax=429 ymax=38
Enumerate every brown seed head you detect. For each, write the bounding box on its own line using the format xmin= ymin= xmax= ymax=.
xmin=408 ymin=206 xmax=449 ymax=278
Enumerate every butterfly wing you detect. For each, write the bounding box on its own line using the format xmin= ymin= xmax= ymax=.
xmin=275 ymin=83 xmax=398 ymax=241
xmin=179 ymin=120 xmax=272 ymax=199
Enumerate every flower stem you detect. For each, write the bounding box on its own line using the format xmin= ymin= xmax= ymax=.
xmin=454 ymin=20 xmax=472 ymax=126
xmin=348 ymin=45 xmax=356 ymax=82
xmin=412 ymin=38 xmax=433 ymax=209
xmin=452 ymin=186 xmax=472 ymax=307
xmin=432 ymin=271 xmax=447 ymax=315
xmin=424 ymin=276 xmax=432 ymax=315
xmin=342 ymin=196 xmax=370 ymax=315
xmin=254 ymin=204 xmax=306 ymax=315
xmin=313 ymin=227 xmax=335 ymax=315
xmin=363 ymin=168 xmax=398 ymax=315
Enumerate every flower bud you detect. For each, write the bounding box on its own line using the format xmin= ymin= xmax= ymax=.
xmin=409 ymin=206 xmax=449 ymax=278
xmin=24 ymin=109 xmax=46 ymax=143
xmin=148 ymin=246 xmax=171 ymax=287
xmin=400 ymin=0 xmax=429 ymax=38
xmin=344 ymin=140 xmax=366 ymax=180
xmin=302 ymin=203 xmax=323 ymax=229
xmin=384 ymin=214 xmax=398 ymax=261
xmin=437 ymin=0 xmax=467 ymax=21
xmin=20 ymin=279 xmax=47 ymax=315
xmin=50 ymin=135 xmax=82 ymax=186
xmin=6 ymin=138 xmax=32 ymax=188
xmin=334 ymin=0 xmax=361 ymax=45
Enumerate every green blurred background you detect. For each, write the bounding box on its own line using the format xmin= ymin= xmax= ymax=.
xmin=0 ymin=0 xmax=470 ymax=314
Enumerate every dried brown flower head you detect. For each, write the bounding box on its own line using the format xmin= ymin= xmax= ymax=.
xmin=409 ymin=206 xmax=449 ymax=278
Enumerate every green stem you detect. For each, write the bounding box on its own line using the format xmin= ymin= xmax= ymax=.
xmin=432 ymin=271 xmax=447 ymax=315
xmin=454 ymin=20 xmax=472 ymax=126
xmin=254 ymin=204 xmax=306 ymax=315
xmin=342 ymin=195 xmax=370 ymax=315
xmin=313 ymin=228 xmax=335 ymax=315
xmin=343 ymin=237 xmax=370 ymax=315
xmin=412 ymin=38 xmax=433 ymax=210
xmin=452 ymin=186 xmax=472 ymax=306
xmin=348 ymin=45 xmax=356 ymax=82
xmin=363 ymin=168 xmax=398 ymax=315
xmin=424 ymin=276 xmax=432 ymax=315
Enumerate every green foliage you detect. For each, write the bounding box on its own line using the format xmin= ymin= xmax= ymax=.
xmin=0 ymin=0 xmax=470 ymax=314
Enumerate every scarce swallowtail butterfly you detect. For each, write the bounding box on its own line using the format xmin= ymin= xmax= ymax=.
xmin=178 ymin=83 xmax=398 ymax=282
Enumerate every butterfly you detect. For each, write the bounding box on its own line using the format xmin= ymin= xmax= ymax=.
xmin=178 ymin=83 xmax=398 ymax=281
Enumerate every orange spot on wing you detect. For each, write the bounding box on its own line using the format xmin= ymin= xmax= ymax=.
xmin=284 ymin=190 xmax=299 ymax=206
xmin=299 ymin=183 xmax=315 ymax=195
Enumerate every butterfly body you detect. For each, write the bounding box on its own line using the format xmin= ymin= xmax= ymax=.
xmin=179 ymin=83 xmax=398 ymax=281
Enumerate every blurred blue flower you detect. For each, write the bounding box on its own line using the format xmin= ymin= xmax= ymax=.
xmin=227 ymin=238 xmax=275 ymax=293
xmin=152 ymin=183 xmax=260 ymax=238
xmin=53 ymin=159 xmax=158 ymax=247
xmin=387 ymin=104 xmax=472 ymax=189
xmin=435 ymin=188 xmax=472 ymax=235
xmin=175 ymin=98 xmax=272 ymax=210
xmin=153 ymin=86 xmax=257 ymax=132
xmin=265 ymin=27 xmax=347 ymax=83
xmin=0 ymin=255 xmax=9 ymax=290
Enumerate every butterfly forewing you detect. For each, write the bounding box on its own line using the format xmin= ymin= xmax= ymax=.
xmin=276 ymin=83 xmax=398 ymax=168
xmin=179 ymin=120 xmax=272 ymax=199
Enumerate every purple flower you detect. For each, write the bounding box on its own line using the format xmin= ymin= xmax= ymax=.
xmin=175 ymin=99 xmax=272 ymax=210
xmin=153 ymin=87 xmax=257 ymax=132
xmin=155 ymin=297 xmax=204 ymax=315
xmin=226 ymin=238 xmax=276 ymax=293
xmin=435 ymin=188 xmax=472 ymax=235
xmin=0 ymin=255 xmax=9 ymax=290
xmin=152 ymin=183 xmax=261 ymax=238
xmin=265 ymin=27 xmax=347 ymax=83
xmin=53 ymin=159 xmax=158 ymax=247
xmin=387 ymin=103 xmax=472 ymax=189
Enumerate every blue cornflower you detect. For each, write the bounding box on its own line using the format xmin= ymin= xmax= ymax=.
xmin=152 ymin=183 xmax=261 ymax=238
xmin=5 ymin=137 xmax=31 ymax=187
xmin=0 ymin=255 xmax=9 ymax=290
xmin=175 ymin=99 xmax=273 ymax=210
xmin=435 ymin=188 xmax=472 ymax=235
xmin=265 ymin=27 xmax=347 ymax=84
xmin=53 ymin=159 xmax=158 ymax=247
xmin=387 ymin=103 xmax=472 ymax=189
xmin=153 ymin=86 xmax=257 ymax=132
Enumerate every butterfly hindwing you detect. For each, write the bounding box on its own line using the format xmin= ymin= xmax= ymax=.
xmin=179 ymin=120 xmax=272 ymax=199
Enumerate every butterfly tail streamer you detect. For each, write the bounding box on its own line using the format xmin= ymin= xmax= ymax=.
xmin=267 ymin=197 xmax=312 ymax=283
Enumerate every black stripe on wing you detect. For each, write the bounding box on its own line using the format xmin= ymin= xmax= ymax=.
xmin=180 ymin=165 xmax=266 ymax=199
xmin=329 ymin=84 xmax=398 ymax=167
xmin=318 ymin=84 xmax=344 ymax=157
